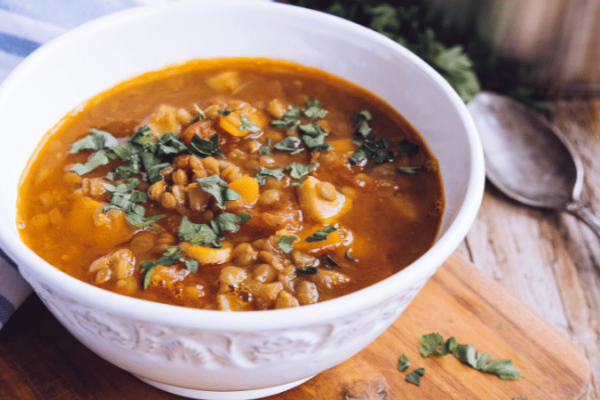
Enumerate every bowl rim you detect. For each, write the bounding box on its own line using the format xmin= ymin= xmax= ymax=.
xmin=0 ymin=0 xmax=485 ymax=330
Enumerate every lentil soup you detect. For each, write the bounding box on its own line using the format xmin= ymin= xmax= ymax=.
xmin=17 ymin=58 xmax=444 ymax=311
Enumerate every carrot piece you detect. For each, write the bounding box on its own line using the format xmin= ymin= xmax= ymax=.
xmin=228 ymin=176 xmax=259 ymax=203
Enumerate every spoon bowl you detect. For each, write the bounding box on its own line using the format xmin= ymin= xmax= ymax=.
xmin=468 ymin=91 xmax=600 ymax=236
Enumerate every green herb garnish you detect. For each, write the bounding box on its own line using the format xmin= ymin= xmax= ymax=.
xmin=259 ymin=138 xmax=271 ymax=155
xmin=273 ymin=136 xmax=302 ymax=152
xmin=397 ymin=139 xmax=419 ymax=156
xmin=193 ymin=104 xmax=205 ymax=122
xmin=419 ymin=333 xmax=523 ymax=380
xmin=254 ymin=166 xmax=287 ymax=185
xmin=125 ymin=213 xmax=165 ymax=230
xmin=287 ymin=162 xmax=317 ymax=181
xmin=305 ymin=225 xmax=338 ymax=242
xmin=178 ymin=215 xmax=218 ymax=246
xmin=296 ymin=266 xmax=319 ymax=276
xmin=238 ymin=113 xmax=261 ymax=133
xmin=303 ymin=99 xmax=329 ymax=120
xmin=396 ymin=166 xmax=423 ymax=174
xmin=70 ymin=129 xmax=119 ymax=153
xmin=138 ymin=246 xmax=199 ymax=289
xmin=345 ymin=249 xmax=358 ymax=262
xmin=406 ymin=368 xmax=425 ymax=386
xmin=272 ymin=107 xmax=302 ymax=129
xmin=277 ymin=235 xmax=298 ymax=254
xmin=188 ymin=133 xmax=222 ymax=159
xmin=321 ymin=255 xmax=340 ymax=269
xmin=398 ymin=353 xmax=411 ymax=371
xmin=196 ymin=174 xmax=241 ymax=209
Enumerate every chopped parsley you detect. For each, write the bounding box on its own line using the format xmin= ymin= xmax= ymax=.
xmin=254 ymin=166 xmax=287 ymax=185
xmin=397 ymin=139 xmax=419 ymax=156
xmin=178 ymin=212 xmax=251 ymax=249
xmin=271 ymin=99 xmax=331 ymax=153
xmin=273 ymin=136 xmax=302 ymax=152
xmin=321 ymin=255 xmax=340 ymax=269
xmin=398 ymin=353 xmax=411 ymax=371
xmin=406 ymin=368 xmax=425 ymax=386
xmin=125 ymin=213 xmax=165 ymax=230
xmin=348 ymin=110 xmax=396 ymax=165
xmin=178 ymin=215 xmax=218 ymax=246
xmin=419 ymin=333 xmax=523 ymax=380
xmin=196 ymin=174 xmax=241 ymax=209
xmin=138 ymin=246 xmax=199 ymax=289
xmin=238 ymin=113 xmax=261 ymax=133
xmin=345 ymin=249 xmax=358 ymax=262
xmin=271 ymin=107 xmax=302 ymax=129
xmin=259 ymin=138 xmax=271 ymax=155
xmin=253 ymin=163 xmax=316 ymax=186
xmin=70 ymin=129 xmax=119 ymax=153
xmin=305 ymin=225 xmax=338 ymax=242
xmin=193 ymin=104 xmax=205 ymax=122
xmin=188 ymin=133 xmax=222 ymax=159
xmin=277 ymin=235 xmax=298 ymax=254
xmin=218 ymin=108 xmax=233 ymax=116
xmin=287 ymin=162 xmax=317 ymax=181
xmin=71 ymin=150 xmax=114 ymax=176
xmin=296 ymin=266 xmax=318 ymax=276
xmin=396 ymin=166 xmax=423 ymax=174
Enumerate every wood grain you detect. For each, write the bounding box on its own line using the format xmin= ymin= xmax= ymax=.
xmin=0 ymin=254 xmax=589 ymax=400
xmin=457 ymin=98 xmax=600 ymax=400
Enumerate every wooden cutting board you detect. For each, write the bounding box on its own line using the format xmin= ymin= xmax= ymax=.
xmin=0 ymin=253 xmax=589 ymax=399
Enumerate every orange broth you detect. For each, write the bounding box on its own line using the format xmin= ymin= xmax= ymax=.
xmin=17 ymin=58 xmax=444 ymax=311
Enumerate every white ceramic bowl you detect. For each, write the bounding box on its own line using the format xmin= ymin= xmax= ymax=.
xmin=0 ymin=1 xmax=484 ymax=399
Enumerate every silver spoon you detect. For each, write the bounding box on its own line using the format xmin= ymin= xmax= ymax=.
xmin=467 ymin=91 xmax=600 ymax=237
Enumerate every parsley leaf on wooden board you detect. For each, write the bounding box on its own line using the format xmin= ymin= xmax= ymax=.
xmin=418 ymin=333 xmax=523 ymax=380
xmin=406 ymin=367 xmax=425 ymax=386
xmin=398 ymin=353 xmax=411 ymax=371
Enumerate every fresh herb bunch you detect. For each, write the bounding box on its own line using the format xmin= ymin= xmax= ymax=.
xmin=289 ymin=0 xmax=548 ymax=111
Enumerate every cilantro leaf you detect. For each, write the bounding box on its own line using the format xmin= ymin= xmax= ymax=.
xmin=305 ymin=225 xmax=338 ymax=242
xmin=272 ymin=107 xmax=302 ymax=129
xmin=277 ymin=235 xmax=297 ymax=254
xmin=419 ymin=333 xmax=522 ymax=380
xmin=298 ymin=123 xmax=331 ymax=152
xmin=156 ymin=246 xmax=183 ymax=267
xmin=287 ymin=162 xmax=317 ymax=180
xmin=238 ymin=113 xmax=261 ymax=133
xmin=188 ymin=133 xmax=221 ymax=159
xmin=296 ymin=266 xmax=318 ymax=276
xmin=397 ymin=139 xmax=419 ymax=156
xmin=210 ymin=212 xmax=250 ymax=235
xmin=345 ymin=249 xmax=358 ymax=262
xmin=183 ymin=258 xmax=199 ymax=273
xmin=396 ymin=166 xmax=423 ymax=174
xmin=254 ymin=167 xmax=287 ymax=185
xmin=125 ymin=213 xmax=165 ymax=229
xmin=193 ymin=104 xmax=205 ymax=122
xmin=259 ymin=138 xmax=271 ymax=155
xmin=178 ymin=215 xmax=218 ymax=246
xmin=321 ymin=255 xmax=340 ymax=269
xmin=140 ymin=152 xmax=170 ymax=184
xmin=139 ymin=262 xmax=157 ymax=290
xmin=157 ymin=132 xmax=188 ymax=158
xmin=398 ymin=353 xmax=411 ymax=371
xmin=197 ymin=174 xmax=241 ymax=208
xmin=274 ymin=136 xmax=302 ymax=152
xmin=71 ymin=149 xmax=112 ymax=175
xmin=406 ymin=368 xmax=425 ymax=386
xmin=70 ymin=129 xmax=119 ymax=153
xmin=303 ymin=99 xmax=329 ymax=120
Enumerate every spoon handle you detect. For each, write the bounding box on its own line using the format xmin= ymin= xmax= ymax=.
xmin=567 ymin=202 xmax=600 ymax=237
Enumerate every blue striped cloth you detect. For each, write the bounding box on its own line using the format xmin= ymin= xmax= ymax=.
xmin=0 ymin=0 xmax=179 ymax=329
